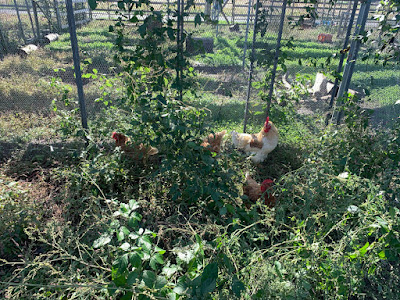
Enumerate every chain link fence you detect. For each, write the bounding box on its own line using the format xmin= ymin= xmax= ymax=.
xmin=1 ymin=0 xmax=399 ymax=126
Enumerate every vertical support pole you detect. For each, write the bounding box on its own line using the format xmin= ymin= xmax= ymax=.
xmin=328 ymin=0 xmax=358 ymax=110
xmin=265 ymin=0 xmax=288 ymax=118
xmin=232 ymin=0 xmax=235 ymax=24
xmin=0 ymin=21 xmax=9 ymax=57
xmin=54 ymin=0 xmax=62 ymax=33
xmin=66 ymin=0 xmax=89 ymax=131
xmin=336 ymin=0 xmax=371 ymax=124
xmin=242 ymin=0 xmax=253 ymax=68
xmin=25 ymin=0 xmax=37 ymax=40
xmin=13 ymin=0 xmax=27 ymax=44
xmin=32 ymin=1 xmax=41 ymax=38
xmin=176 ymin=0 xmax=184 ymax=101
xmin=243 ymin=0 xmax=260 ymax=133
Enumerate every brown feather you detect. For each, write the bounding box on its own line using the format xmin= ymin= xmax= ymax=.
xmin=112 ymin=132 xmax=158 ymax=161
xmin=201 ymin=130 xmax=227 ymax=153
xmin=243 ymin=174 xmax=276 ymax=208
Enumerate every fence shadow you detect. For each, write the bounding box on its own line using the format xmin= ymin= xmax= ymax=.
xmin=368 ymin=103 xmax=400 ymax=128
xmin=3 ymin=141 xmax=85 ymax=181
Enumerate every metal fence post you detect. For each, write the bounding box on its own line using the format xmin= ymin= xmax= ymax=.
xmin=13 ymin=0 xmax=27 ymax=44
xmin=24 ymin=0 xmax=37 ymax=40
xmin=265 ymin=0 xmax=288 ymax=118
xmin=243 ymin=0 xmax=260 ymax=133
xmin=176 ymin=0 xmax=184 ymax=102
xmin=54 ymin=0 xmax=62 ymax=33
xmin=242 ymin=0 xmax=253 ymax=68
xmin=0 ymin=21 xmax=9 ymax=57
xmin=336 ymin=0 xmax=371 ymax=124
xmin=328 ymin=0 xmax=358 ymax=112
xmin=66 ymin=0 xmax=89 ymax=131
xmin=32 ymin=1 xmax=41 ymax=38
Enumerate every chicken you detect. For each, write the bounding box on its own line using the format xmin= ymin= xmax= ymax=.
xmin=243 ymin=173 xmax=276 ymax=208
xmin=201 ymin=130 xmax=227 ymax=153
xmin=231 ymin=117 xmax=279 ymax=163
xmin=112 ymin=132 xmax=158 ymax=160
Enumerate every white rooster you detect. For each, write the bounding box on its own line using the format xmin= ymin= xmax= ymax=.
xmin=231 ymin=117 xmax=279 ymax=163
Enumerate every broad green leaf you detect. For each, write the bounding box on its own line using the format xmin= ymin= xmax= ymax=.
xmin=117 ymin=231 xmax=125 ymax=241
xmin=359 ymin=242 xmax=370 ymax=256
xmin=129 ymin=232 xmax=140 ymax=240
xmin=88 ymin=0 xmax=97 ymax=10
xmin=173 ymin=276 xmax=190 ymax=295
xmin=155 ymin=246 xmax=166 ymax=254
xmin=232 ymin=276 xmax=245 ymax=297
xmin=120 ymin=242 xmax=130 ymax=251
xmin=194 ymin=14 xmax=202 ymax=27
xmin=162 ymin=265 xmax=179 ymax=277
xmin=219 ymin=206 xmax=227 ymax=215
xmin=129 ymin=199 xmax=140 ymax=210
xmin=200 ymin=277 xmax=216 ymax=295
xmin=117 ymin=1 xmax=125 ymax=10
xmin=130 ymin=252 xmax=142 ymax=268
xmin=222 ymin=253 xmax=234 ymax=273
xmin=143 ymin=270 xmax=157 ymax=288
xmin=127 ymin=270 xmax=139 ymax=285
xmin=150 ymin=253 xmax=164 ymax=270
xmin=200 ymin=263 xmax=218 ymax=294
xmin=93 ymin=233 xmax=111 ymax=248
xmin=139 ymin=236 xmax=152 ymax=252
xmin=120 ymin=292 xmax=133 ymax=300
xmin=274 ymin=261 xmax=283 ymax=279
xmin=121 ymin=226 xmax=130 ymax=235
xmin=155 ymin=275 xmax=168 ymax=289
xmin=176 ymin=249 xmax=196 ymax=264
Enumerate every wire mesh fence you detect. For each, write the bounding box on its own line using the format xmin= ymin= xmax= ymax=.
xmin=1 ymin=0 xmax=399 ymax=126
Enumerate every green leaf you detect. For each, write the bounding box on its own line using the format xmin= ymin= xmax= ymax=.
xmin=129 ymin=199 xmax=140 ymax=210
xmin=127 ymin=270 xmax=139 ymax=285
xmin=93 ymin=233 xmax=112 ymax=248
xmin=117 ymin=230 xmax=125 ymax=241
xmin=129 ymin=15 xmax=139 ymax=23
xmin=173 ymin=276 xmax=190 ymax=295
xmin=155 ymin=275 xmax=168 ymax=289
xmin=194 ymin=14 xmax=202 ymax=27
xmin=162 ymin=265 xmax=179 ymax=277
xmin=88 ymin=0 xmax=97 ymax=10
xmin=139 ymin=236 xmax=152 ymax=252
xmin=219 ymin=206 xmax=227 ymax=215
xmin=143 ymin=270 xmax=157 ymax=288
xmin=232 ymin=276 xmax=245 ymax=297
xmin=359 ymin=242 xmax=370 ymax=256
xmin=222 ymin=254 xmax=234 ymax=273
xmin=120 ymin=292 xmax=133 ymax=300
xmin=117 ymin=1 xmax=125 ymax=10
xmin=121 ymin=226 xmax=130 ymax=235
xmin=130 ymin=252 xmax=142 ymax=268
xmin=120 ymin=242 xmax=130 ymax=251
xmin=150 ymin=253 xmax=164 ymax=270
xmin=378 ymin=250 xmax=386 ymax=259
xmin=155 ymin=246 xmax=166 ymax=254
xmin=176 ymin=249 xmax=196 ymax=264
xmin=128 ymin=216 xmax=140 ymax=229
xmin=113 ymin=253 xmax=129 ymax=274
xmin=274 ymin=261 xmax=283 ymax=279
xmin=200 ymin=263 xmax=218 ymax=295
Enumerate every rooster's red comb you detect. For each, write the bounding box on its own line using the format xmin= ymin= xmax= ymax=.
xmin=112 ymin=132 xmax=118 ymax=139
xmin=261 ymin=179 xmax=274 ymax=192
xmin=264 ymin=116 xmax=270 ymax=127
